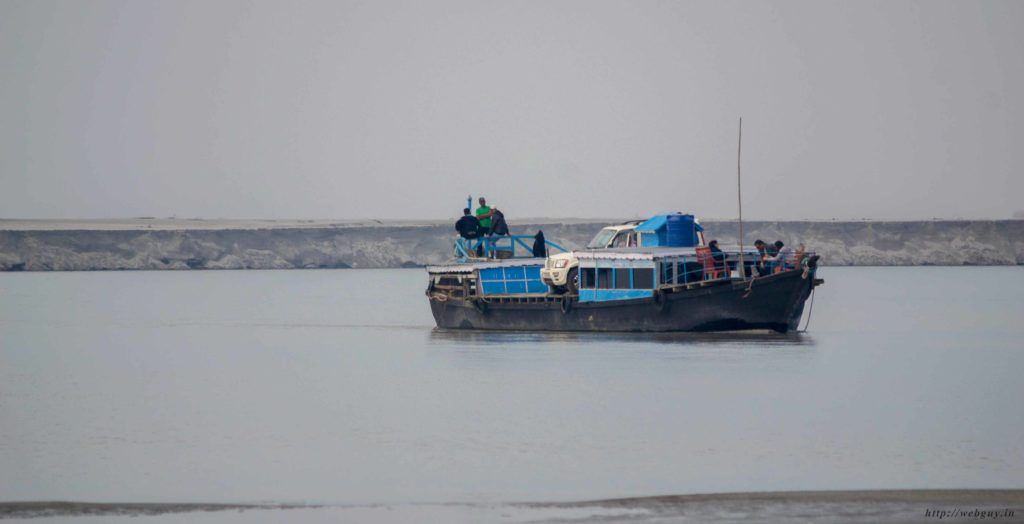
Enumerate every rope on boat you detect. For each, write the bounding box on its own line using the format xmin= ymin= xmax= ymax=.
xmin=742 ymin=276 xmax=756 ymax=298
xmin=798 ymin=286 xmax=816 ymax=333
xmin=425 ymin=292 xmax=449 ymax=302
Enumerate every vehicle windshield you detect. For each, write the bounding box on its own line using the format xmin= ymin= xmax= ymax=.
xmin=586 ymin=228 xmax=618 ymax=249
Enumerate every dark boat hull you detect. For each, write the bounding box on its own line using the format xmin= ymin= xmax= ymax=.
xmin=429 ymin=267 xmax=818 ymax=333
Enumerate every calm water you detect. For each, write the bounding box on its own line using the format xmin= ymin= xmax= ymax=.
xmin=1 ymin=267 xmax=1022 ymax=508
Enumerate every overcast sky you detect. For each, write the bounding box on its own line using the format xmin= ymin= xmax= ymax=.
xmin=2 ymin=0 xmax=1022 ymax=221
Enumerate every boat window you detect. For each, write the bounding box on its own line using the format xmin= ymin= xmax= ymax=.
xmin=597 ymin=268 xmax=613 ymax=288
xmin=613 ymin=268 xmax=632 ymax=289
xmin=633 ymin=268 xmax=654 ymax=289
xmin=581 ymin=268 xmax=596 ymax=288
xmin=611 ymin=232 xmax=629 ymax=248
xmin=586 ymin=229 xmax=617 ymax=249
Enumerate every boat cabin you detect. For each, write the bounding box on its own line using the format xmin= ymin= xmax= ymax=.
xmin=585 ymin=214 xmax=706 ymax=250
xmin=427 ymin=245 xmax=766 ymax=303
xmin=574 ymin=246 xmax=759 ymax=302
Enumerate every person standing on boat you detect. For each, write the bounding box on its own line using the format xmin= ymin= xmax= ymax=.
xmin=474 ymin=198 xmax=495 ymax=257
xmin=532 ymin=230 xmax=547 ymax=258
xmin=475 ymin=197 xmax=493 ymax=231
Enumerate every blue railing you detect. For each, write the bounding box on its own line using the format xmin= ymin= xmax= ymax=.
xmin=654 ymin=250 xmax=816 ymax=285
xmin=454 ymin=235 xmax=567 ymax=261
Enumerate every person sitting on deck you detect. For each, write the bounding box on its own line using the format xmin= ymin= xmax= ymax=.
xmin=455 ymin=208 xmax=481 ymax=240
xmin=488 ymin=208 xmax=509 ymax=237
xmin=793 ymin=243 xmax=807 ymax=267
xmin=476 ymin=207 xmax=508 ymax=258
xmin=768 ymin=240 xmax=794 ymax=272
xmin=708 ymin=240 xmax=727 ymax=274
xmin=754 ymin=239 xmax=769 ymax=276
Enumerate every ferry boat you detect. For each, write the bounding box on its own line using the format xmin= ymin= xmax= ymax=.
xmin=425 ymin=213 xmax=822 ymax=333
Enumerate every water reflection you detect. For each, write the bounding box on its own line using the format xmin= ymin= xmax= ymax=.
xmin=429 ymin=327 xmax=814 ymax=348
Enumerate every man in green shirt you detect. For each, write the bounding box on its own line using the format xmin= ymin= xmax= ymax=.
xmin=475 ymin=197 xmax=493 ymax=230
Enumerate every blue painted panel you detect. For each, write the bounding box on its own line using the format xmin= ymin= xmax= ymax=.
xmin=526 ymin=280 xmax=547 ymax=293
xmin=505 ymin=280 xmax=527 ymax=294
xmin=476 ymin=263 xmax=548 ymax=296
xmin=481 ymin=281 xmax=506 ymax=294
xmin=480 ymin=268 xmax=504 ymax=281
xmin=579 ymin=289 xmax=653 ymax=302
xmin=504 ymin=266 xmax=526 ymax=280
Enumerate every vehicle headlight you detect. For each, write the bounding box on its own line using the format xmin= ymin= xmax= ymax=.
xmin=553 ymin=259 xmax=569 ymax=269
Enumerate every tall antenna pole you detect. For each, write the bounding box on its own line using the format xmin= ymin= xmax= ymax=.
xmin=737 ymin=117 xmax=746 ymax=279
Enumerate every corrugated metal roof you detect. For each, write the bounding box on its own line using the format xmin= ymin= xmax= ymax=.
xmin=425 ymin=258 xmax=546 ymax=274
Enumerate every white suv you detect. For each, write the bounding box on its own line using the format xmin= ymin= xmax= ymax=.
xmin=540 ymin=221 xmax=642 ymax=293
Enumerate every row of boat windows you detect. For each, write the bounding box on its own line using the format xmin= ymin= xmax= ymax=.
xmin=580 ymin=260 xmax=714 ymax=290
xmin=580 ymin=267 xmax=656 ymax=290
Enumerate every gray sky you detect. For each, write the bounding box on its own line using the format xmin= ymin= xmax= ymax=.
xmin=2 ymin=0 xmax=1022 ymax=221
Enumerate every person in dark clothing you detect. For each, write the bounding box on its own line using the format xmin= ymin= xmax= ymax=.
xmin=477 ymin=208 xmax=509 ymax=259
xmin=708 ymin=239 xmax=727 ymax=273
xmin=754 ymin=239 xmax=769 ymax=276
xmin=488 ymin=208 xmax=509 ymax=236
xmin=754 ymin=239 xmax=767 ymax=257
xmin=455 ymin=208 xmax=481 ymax=239
xmin=532 ymin=230 xmax=547 ymax=258
xmin=454 ymin=208 xmax=484 ymax=257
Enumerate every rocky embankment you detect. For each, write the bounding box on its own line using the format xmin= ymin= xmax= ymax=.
xmin=0 ymin=219 xmax=1021 ymax=271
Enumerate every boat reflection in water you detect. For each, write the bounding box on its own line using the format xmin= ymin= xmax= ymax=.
xmin=426 ymin=213 xmax=823 ymax=333
xmin=427 ymin=327 xmax=816 ymax=348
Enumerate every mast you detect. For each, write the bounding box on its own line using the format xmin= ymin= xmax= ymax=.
xmin=736 ymin=118 xmax=746 ymax=279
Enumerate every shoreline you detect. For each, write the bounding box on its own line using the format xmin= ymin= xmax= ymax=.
xmin=1 ymin=217 xmax=1020 ymax=232
xmin=2 ymin=490 xmax=1021 ymax=521
xmin=2 ymin=219 xmax=1022 ymax=270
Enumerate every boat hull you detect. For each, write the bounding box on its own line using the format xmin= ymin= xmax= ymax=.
xmin=429 ymin=267 xmax=818 ymax=333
